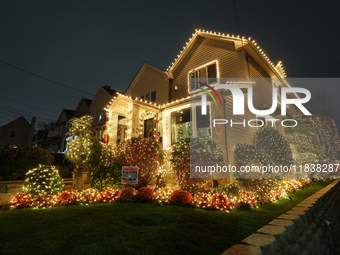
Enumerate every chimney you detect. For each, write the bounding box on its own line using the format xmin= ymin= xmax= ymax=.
xmin=27 ymin=117 xmax=36 ymax=144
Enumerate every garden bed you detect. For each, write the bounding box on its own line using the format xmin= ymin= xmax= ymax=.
xmin=0 ymin=180 xmax=331 ymax=255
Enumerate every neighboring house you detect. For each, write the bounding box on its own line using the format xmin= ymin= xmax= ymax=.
xmin=89 ymin=86 xmax=119 ymax=142
xmin=73 ymin=98 xmax=92 ymax=118
xmin=0 ymin=116 xmax=36 ymax=149
xmin=106 ymin=29 xmax=301 ymax=186
xmin=53 ymin=109 xmax=75 ymax=153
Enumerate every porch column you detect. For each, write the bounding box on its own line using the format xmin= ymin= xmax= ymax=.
xmin=130 ymin=104 xmax=140 ymax=138
xmin=109 ymin=112 xmax=119 ymax=143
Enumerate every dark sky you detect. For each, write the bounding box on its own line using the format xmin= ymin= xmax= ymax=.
xmin=0 ymin=0 xmax=339 ymax=127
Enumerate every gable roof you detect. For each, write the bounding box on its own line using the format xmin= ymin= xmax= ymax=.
xmin=125 ymin=62 xmax=166 ymax=95
xmin=82 ymin=98 xmax=93 ymax=107
xmin=166 ymin=29 xmax=286 ymax=79
xmin=0 ymin=116 xmax=30 ymax=128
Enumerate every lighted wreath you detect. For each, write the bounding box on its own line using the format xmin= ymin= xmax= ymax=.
xmin=139 ymin=110 xmax=158 ymax=138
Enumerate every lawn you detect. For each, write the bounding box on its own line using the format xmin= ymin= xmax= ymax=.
xmin=0 ymin=181 xmax=332 ymax=255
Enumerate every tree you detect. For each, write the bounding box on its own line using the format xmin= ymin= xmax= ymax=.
xmin=37 ymin=121 xmax=56 ymax=131
xmin=65 ymin=116 xmax=102 ymax=190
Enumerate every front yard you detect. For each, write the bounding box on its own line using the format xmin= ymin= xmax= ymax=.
xmin=0 ymin=180 xmax=331 ymax=255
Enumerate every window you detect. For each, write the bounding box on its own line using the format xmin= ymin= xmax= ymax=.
xmin=171 ymin=105 xmax=211 ymax=144
xmin=9 ymin=130 xmax=16 ymax=138
xmin=140 ymin=91 xmax=156 ymax=102
xmin=189 ymin=62 xmax=217 ymax=91
xmin=96 ymin=110 xmax=106 ymax=124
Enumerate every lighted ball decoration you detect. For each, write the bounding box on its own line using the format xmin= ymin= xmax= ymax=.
xmin=155 ymin=187 xmax=172 ymax=206
xmin=22 ymin=165 xmax=64 ymax=196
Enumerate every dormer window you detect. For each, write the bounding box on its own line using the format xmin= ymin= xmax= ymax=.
xmin=189 ymin=61 xmax=218 ymax=91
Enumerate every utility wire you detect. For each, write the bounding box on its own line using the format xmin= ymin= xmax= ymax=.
xmin=0 ymin=96 xmax=59 ymax=114
xmin=0 ymin=59 xmax=97 ymax=97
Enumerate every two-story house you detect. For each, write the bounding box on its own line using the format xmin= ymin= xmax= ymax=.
xmin=106 ymin=29 xmax=299 ymax=179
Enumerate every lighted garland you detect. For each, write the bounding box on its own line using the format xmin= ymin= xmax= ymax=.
xmin=139 ymin=111 xmax=158 ymax=138
xmin=22 ymin=165 xmax=64 ymax=196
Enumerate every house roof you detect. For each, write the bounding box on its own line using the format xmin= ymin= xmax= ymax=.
xmin=0 ymin=116 xmax=30 ymax=128
xmin=63 ymin=109 xmax=75 ymax=119
xmin=82 ymin=98 xmax=93 ymax=107
xmin=125 ymin=62 xmax=166 ymax=95
xmin=165 ymin=29 xmax=286 ymax=79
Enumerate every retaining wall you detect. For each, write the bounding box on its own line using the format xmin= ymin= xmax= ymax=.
xmin=222 ymin=180 xmax=340 ymax=255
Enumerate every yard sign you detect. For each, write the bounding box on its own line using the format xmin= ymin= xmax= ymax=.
xmin=121 ymin=166 xmax=139 ymax=185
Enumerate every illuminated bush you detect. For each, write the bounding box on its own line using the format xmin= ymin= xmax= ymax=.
xmin=256 ymin=126 xmax=294 ymax=166
xmin=155 ymin=187 xmax=172 ymax=206
xmin=99 ymin=189 xmax=119 ymax=203
xmin=234 ymin=143 xmax=273 ymax=166
xmin=192 ymin=192 xmax=211 ymax=209
xmin=117 ymin=187 xmax=137 ymax=202
xmin=211 ymin=193 xmax=234 ymax=210
xmin=9 ymin=193 xmax=32 ymax=209
xmin=79 ymin=188 xmax=100 ymax=204
xmin=235 ymin=191 xmax=257 ymax=208
xmin=135 ymin=187 xmax=155 ymax=202
xmin=30 ymin=194 xmax=56 ymax=208
xmin=170 ymin=190 xmax=192 ymax=205
xmin=23 ymin=165 xmax=64 ymax=195
xmin=56 ymin=189 xmax=79 ymax=206
xmin=116 ymin=138 xmax=163 ymax=189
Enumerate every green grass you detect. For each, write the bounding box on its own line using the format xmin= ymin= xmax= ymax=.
xmin=0 ymin=181 xmax=332 ymax=255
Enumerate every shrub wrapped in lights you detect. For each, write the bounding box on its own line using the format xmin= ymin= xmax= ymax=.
xmin=155 ymin=187 xmax=172 ymax=206
xmin=30 ymin=194 xmax=56 ymax=208
xmin=192 ymin=192 xmax=211 ymax=209
xmin=99 ymin=189 xmax=119 ymax=203
xmin=235 ymin=191 xmax=257 ymax=208
xmin=170 ymin=190 xmax=192 ymax=206
xmin=79 ymin=188 xmax=100 ymax=204
xmin=269 ymin=187 xmax=287 ymax=200
xmin=135 ymin=187 xmax=155 ymax=202
xmin=9 ymin=193 xmax=32 ymax=209
xmin=23 ymin=165 xmax=64 ymax=196
xmin=211 ymin=193 xmax=234 ymax=211
xmin=117 ymin=187 xmax=137 ymax=202
xmin=56 ymin=189 xmax=79 ymax=206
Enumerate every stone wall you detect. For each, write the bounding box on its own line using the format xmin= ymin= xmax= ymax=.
xmin=222 ymin=180 xmax=340 ymax=255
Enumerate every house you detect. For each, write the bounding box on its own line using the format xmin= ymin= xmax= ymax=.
xmin=53 ymin=109 xmax=75 ymax=153
xmin=89 ymin=86 xmax=118 ymax=142
xmin=0 ymin=116 xmax=36 ymax=149
xmin=73 ymin=98 xmax=92 ymax=118
xmin=106 ymin=30 xmax=297 ymax=169
xmin=105 ymin=29 xmax=301 ymax=185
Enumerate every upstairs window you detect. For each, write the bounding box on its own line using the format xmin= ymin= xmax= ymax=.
xmin=9 ymin=130 xmax=16 ymax=138
xmin=189 ymin=61 xmax=218 ymax=91
xmin=95 ymin=110 xmax=106 ymax=124
xmin=140 ymin=91 xmax=156 ymax=102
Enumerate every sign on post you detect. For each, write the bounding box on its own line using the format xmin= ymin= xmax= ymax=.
xmin=122 ymin=166 xmax=139 ymax=185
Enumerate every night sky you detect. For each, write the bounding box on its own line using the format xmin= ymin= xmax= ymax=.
xmin=0 ymin=0 xmax=339 ymax=127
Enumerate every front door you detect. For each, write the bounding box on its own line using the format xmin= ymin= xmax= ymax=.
xmin=144 ymin=119 xmax=154 ymax=138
